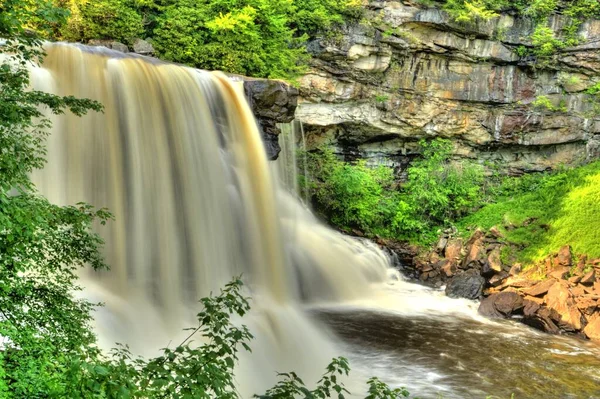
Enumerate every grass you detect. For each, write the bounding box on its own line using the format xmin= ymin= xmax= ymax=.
xmin=458 ymin=161 xmax=600 ymax=265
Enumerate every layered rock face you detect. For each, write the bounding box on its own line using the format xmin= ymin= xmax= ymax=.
xmin=296 ymin=1 xmax=600 ymax=174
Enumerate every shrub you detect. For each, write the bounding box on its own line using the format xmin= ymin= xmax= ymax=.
xmin=59 ymin=0 xmax=144 ymax=45
xmin=303 ymin=139 xmax=485 ymax=243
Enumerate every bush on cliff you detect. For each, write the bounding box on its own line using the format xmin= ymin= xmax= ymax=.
xmin=303 ymin=139 xmax=485 ymax=243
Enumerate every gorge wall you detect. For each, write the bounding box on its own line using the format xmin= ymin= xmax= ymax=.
xmin=296 ymin=1 xmax=600 ymax=174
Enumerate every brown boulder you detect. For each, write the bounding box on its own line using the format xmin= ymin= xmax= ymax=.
xmin=479 ymin=292 xmax=524 ymax=318
xmin=575 ymin=296 xmax=598 ymax=315
xmin=487 ymin=247 xmax=503 ymax=273
xmin=523 ymin=299 xmax=541 ymax=317
xmin=549 ymin=267 xmax=570 ymax=280
xmin=583 ymin=314 xmax=600 ymax=341
xmin=546 ymin=281 xmax=584 ymax=330
xmin=440 ymin=259 xmax=456 ymax=277
xmin=445 ymin=238 xmax=463 ymax=263
xmin=509 ymin=263 xmax=522 ymax=276
xmin=522 ymin=279 xmax=556 ymax=297
xmin=463 ymin=235 xmax=486 ymax=268
xmin=557 ymin=245 xmax=572 ymax=266
xmin=581 ymin=270 xmax=596 ymax=285
xmin=568 ymin=275 xmax=582 ymax=284
xmin=489 ymin=272 xmax=509 ymax=287
xmin=522 ymin=306 xmax=561 ymax=335
xmin=570 ymin=284 xmax=586 ymax=297
xmin=524 ymin=295 xmax=545 ymax=305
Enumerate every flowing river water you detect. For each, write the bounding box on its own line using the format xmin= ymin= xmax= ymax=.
xmin=30 ymin=43 xmax=600 ymax=398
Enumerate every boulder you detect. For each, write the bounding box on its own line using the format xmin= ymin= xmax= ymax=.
xmin=549 ymin=267 xmax=570 ymax=280
xmin=509 ymin=263 xmax=522 ymax=276
xmin=445 ymin=269 xmax=485 ymax=300
xmin=110 ymin=41 xmax=129 ymax=53
xmin=581 ymin=270 xmax=596 ymax=285
xmin=583 ymin=314 xmax=600 ymax=340
xmin=444 ymin=238 xmax=463 ymax=264
xmin=133 ymin=38 xmax=154 ymax=55
xmin=523 ymin=298 xmax=541 ymax=316
xmin=522 ymin=306 xmax=561 ymax=335
xmin=568 ymin=274 xmax=582 ymax=284
xmin=489 ymin=271 xmax=509 ymax=287
xmin=546 ymin=281 xmax=584 ymax=330
xmin=479 ymin=292 xmax=524 ymax=318
xmin=439 ymin=259 xmax=456 ymax=277
xmin=487 ymin=247 xmax=503 ymax=273
xmin=436 ymin=237 xmax=448 ymax=252
xmin=557 ymin=245 xmax=572 ymax=266
xmin=522 ymin=279 xmax=556 ymax=297
xmin=462 ymin=235 xmax=486 ymax=269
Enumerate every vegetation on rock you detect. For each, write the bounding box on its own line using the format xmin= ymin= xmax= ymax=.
xmin=302 ymin=139 xmax=485 ymax=243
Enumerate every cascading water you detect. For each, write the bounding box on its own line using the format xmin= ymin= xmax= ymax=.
xmin=30 ymin=43 xmax=600 ymax=399
xmin=30 ymin=43 xmax=398 ymax=396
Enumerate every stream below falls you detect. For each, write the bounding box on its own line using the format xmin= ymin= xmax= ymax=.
xmin=310 ymin=283 xmax=600 ymax=399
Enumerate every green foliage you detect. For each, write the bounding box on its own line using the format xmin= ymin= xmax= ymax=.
xmin=530 ymin=23 xmax=563 ymax=57
xmin=0 ymin=0 xmax=109 ymax=396
xmin=53 ymin=0 xmax=362 ymax=79
xmin=152 ymin=0 xmax=307 ymax=78
xmin=59 ymin=0 xmax=144 ymax=45
xmin=290 ymin=0 xmax=363 ymax=38
xmin=402 ymin=139 xmax=485 ymax=230
xmin=459 ymin=161 xmax=600 ymax=264
xmin=531 ymin=95 xmax=566 ymax=112
xmin=303 ymin=139 xmax=485 ymax=243
xmin=444 ymin=0 xmax=500 ymax=23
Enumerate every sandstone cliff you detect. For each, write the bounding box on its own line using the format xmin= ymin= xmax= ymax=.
xmin=296 ymin=1 xmax=600 ymax=174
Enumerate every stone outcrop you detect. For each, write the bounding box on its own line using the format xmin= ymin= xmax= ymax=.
xmin=244 ymin=79 xmax=299 ymax=159
xmin=296 ymin=2 xmax=600 ymax=174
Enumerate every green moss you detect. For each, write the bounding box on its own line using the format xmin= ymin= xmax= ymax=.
xmin=459 ymin=161 xmax=600 ymax=264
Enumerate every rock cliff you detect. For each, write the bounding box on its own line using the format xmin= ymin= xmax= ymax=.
xmin=296 ymin=1 xmax=600 ymax=174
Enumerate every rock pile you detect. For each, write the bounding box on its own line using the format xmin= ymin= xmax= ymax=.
xmin=384 ymin=229 xmax=600 ymax=341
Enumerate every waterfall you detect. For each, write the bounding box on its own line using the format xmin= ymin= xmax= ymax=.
xmin=30 ymin=43 xmax=398 ymax=396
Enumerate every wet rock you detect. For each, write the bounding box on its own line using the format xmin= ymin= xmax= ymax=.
xmin=445 ymin=269 xmax=485 ymax=300
xmin=522 ymin=279 xmax=556 ymax=297
xmin=557 ymin=245 xmax=572 ymax=267
xmin=133 ymin=38 xmax=154 ymax=55
xmin=522 ymin=306 xmax=561 ymax=335
xmin=581 ymin=270 xmax=596 ymax=285
xmin=111 ymin=41 xmax=129 ymax=53
xmin=523 ymin=298 xmax=541 ymax=316
xmin=479 ymin=292 xmax=524 ymax=318
xmin=243 ymin=79 xmax=298 ymax=159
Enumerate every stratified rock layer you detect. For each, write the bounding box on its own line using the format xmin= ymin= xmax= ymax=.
xmin=296 ymin=2 xmax=600 ymax=173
